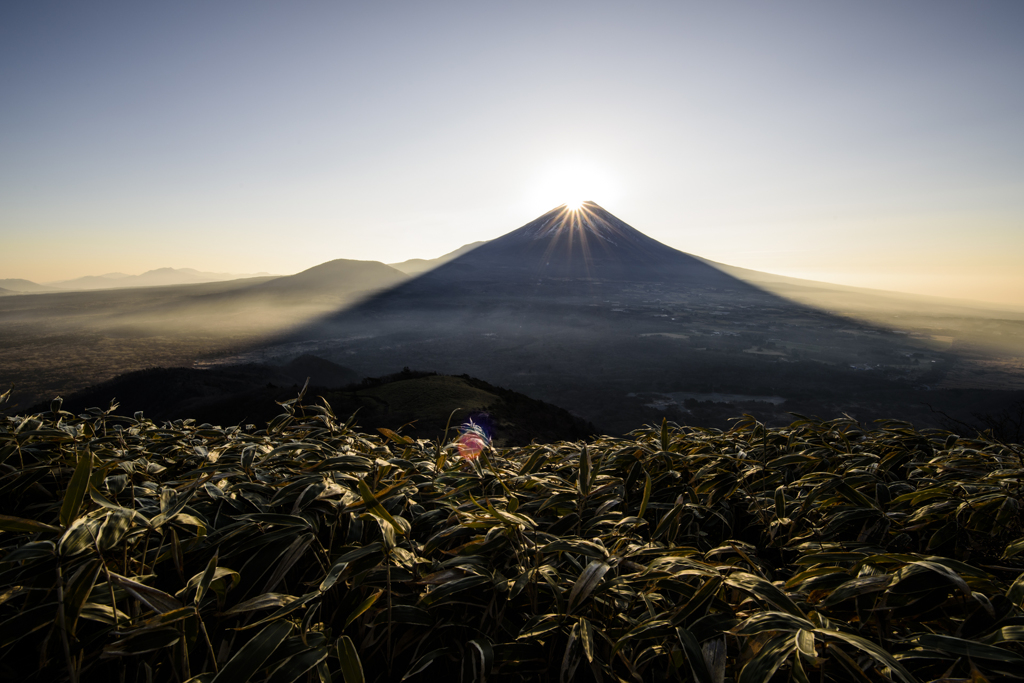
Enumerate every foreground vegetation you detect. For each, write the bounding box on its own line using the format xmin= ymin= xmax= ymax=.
xmin=2 ymin=388 xmax=1024 ymax=682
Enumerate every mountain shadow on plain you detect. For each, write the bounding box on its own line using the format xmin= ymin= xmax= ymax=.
xmin=238 ymin=203 xmax=980 ymax=433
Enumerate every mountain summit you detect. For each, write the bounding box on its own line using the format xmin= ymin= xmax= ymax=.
xmin=434 ymin=201 xmax=742 ymax=286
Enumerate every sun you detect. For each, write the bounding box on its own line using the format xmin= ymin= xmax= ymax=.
xmin=527 ymin=159 xmax=619 ymax=213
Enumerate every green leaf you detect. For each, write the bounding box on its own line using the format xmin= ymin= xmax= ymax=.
xmin=818 ymin=575 xmax=892 ymax=608
xmin=816 ymin=629 xmax=919 ymax=683
xmin=579 ymin=617 xmax=595 ymax=663
xmin=0 ymin=514 xmax=61 ymax=534
xmin=639 ymin=472 xmax=652 ymax=519
xmin=337 ymin=635 xmax=364 ymax=683
xmin=674 ymin=576 xmax=723 ymax=625
xmin=1008 ymin=572 xmax=1024 ymax=607
xmin=266 ymin=646 xmax=330 ymax=683
xmin=221 ymin=593 xmax=300 ymax=616
xmin=97 ymin=508 xmax=133 ymax=551
xmin=401 ymin=648 xmax=447 ymax=680
xmin=916 ymin=634 xmax=1024 ymax=664
xmin=419 ymin=574 xmax=489 ymax=608
xmin=59 ymin=449 xmax=92 ymax=527
xmin=1003 ymin=536 xmax=1024 ymax=561
xmin=65 ymin=558 xmax=102 ymax=633
xmin=231 ymin=593 xmax=319 ymax=631
xmin=212 ymin=621 xmax=293 ymax=683
xmin=675 ymin=627 xmax=714 ymax=683
xmin=468 ymin=639 xmax=493 ymax=680
xmin=109 ymin=573 xmax=183 ymax=614
xmin=103 ymin=628 xmax=181 ymax=656
xmin=344 ymin=590 xmax=382 ymax=629
xmin=356 ymin=478 xmax=406 ymax=536
xmin=567 ymin=560 xmax=611 ymax=613
xmin=195 ymin=552 xmax=219 ymax=605
xmin=733 ymin=611 xmax=814 ymax=635
xmin=737 ymin=632 xmax=795 ymax=683
xmin=725 ymin=572 xmax=804 ymax=617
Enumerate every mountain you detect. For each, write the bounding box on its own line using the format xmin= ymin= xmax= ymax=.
xmin=450 ymin=202 xmax=743 ymax=284
xmin=382 ymin=202 xmax=746 ymax=288
xmin=389 ymin=241 xmax=489 ymax=275
xmin=246 ymin=259 xmax=407 ymax=299
xmin=212 ymin=201 xmax=1024 ymax=435
xmin=0 ymin=278 xmax=55 ymax=293
xmin=49 ymin=267 xmax=277 ymax=291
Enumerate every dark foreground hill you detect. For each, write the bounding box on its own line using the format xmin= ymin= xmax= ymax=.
xmin=2 ymin=391 xmax=1023 ymax=682
xmin=40 ymin=357 xmax=595 ymax=446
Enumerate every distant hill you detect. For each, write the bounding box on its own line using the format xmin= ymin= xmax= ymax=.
xmin=42 ymin=359 xmax=594 ymax=445
xmin=48 ymin=267 xmax=277 ymax=291
xmin=389 ymin=241 xmax=489 ymax=275
xmin=0 ymin=278 xmax=55 ymax=293
xmin=246 ymin=259 xmax=407 ymax=300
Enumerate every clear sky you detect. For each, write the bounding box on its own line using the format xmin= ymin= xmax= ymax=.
xmin=2 ymin=1 xmax=1022 ymax=305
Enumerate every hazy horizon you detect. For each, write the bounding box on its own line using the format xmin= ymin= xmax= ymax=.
xmin=2 ymin=2 xmax=1022 ymax=304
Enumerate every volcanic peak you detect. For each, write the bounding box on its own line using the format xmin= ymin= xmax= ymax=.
xmin=518 ymin=202 xmax=641 ymax=246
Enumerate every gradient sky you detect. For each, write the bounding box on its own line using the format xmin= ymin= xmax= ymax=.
xmin=2 ymin=1 xmax=1022 ymax=305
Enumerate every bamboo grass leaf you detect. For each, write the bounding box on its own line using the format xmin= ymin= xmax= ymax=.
xmin=59 ymin=449 xmax=92 ymax=527
xmin=356 ymin=478 xmax=407 ymax=536
xmin=212 ymin=620 xmax=293 ymax=683
xmin=815 ymin=630 xmax=919 ymax=683
xmin=737 ymin=632 xmax=795 ymax=683
xmin=567 ymin=560 xmax=610 ymax=613
xmin=0 ymin=514 xmax=61 ymax=534
xmin=109 ymin=573 xmax=183 ymax=614
xmin=337 ymin=635 xmax=364 ymax=683
xmin=675 ymin=627 xmax=715 ymax=683
xmin=266 ymin=646 xmax=330 ymax=683
xmin=725 ymin=572 xmax=805 ymax=618
xmin=220 ymin=593 xmax=300 ymax=616
xmin=639 ymin=473 xmax=652 ymax=519
xmin=343 ymin=590 xmax=382 ymax=628
xmin=195 ymin=552 xmax=219 ymax=605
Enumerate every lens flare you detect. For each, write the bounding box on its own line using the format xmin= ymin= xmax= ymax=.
xmin=457 ymin=419 xmax=491 ymax=461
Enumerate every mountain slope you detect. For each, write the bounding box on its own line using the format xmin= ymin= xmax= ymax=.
xmin=389 ymin=241 xmax=488 ymax=275
xmin=0 ymin=278 xmax=54 ymax=293
xmin=248 ymin=259 xmax=407 ymax=298
xmin=416 ymin=202 xmax=745 ymax=286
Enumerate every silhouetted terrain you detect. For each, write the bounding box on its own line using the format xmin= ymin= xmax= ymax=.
xmin=40 ymin=359 xmax=594 ymax=446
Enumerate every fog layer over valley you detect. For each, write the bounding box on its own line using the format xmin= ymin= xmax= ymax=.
xmin=2 ymin=203 xmax=1023 ymax=440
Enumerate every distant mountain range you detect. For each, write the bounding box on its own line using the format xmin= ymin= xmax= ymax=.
xmin=48 ymin=267 xmax=278 ymax=291
xmin=0 ymin=268 xmax=277 ymax=293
